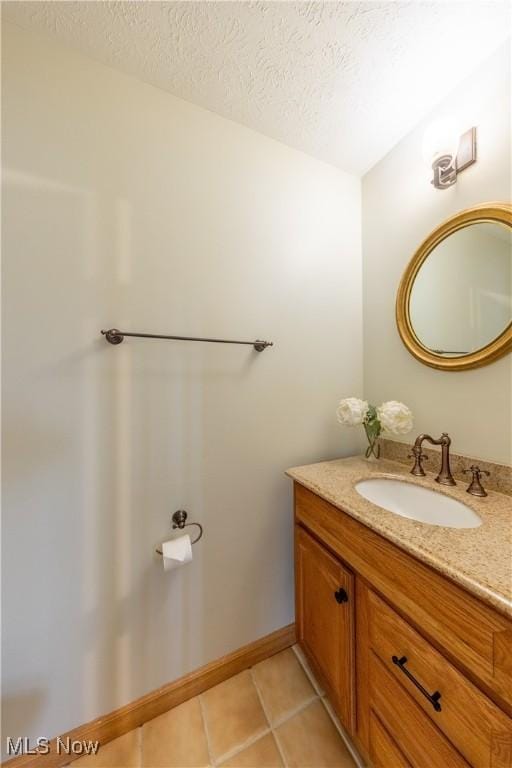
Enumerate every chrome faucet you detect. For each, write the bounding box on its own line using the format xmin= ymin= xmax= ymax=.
xmin=409 ymin=433 xmax=456 ymax=486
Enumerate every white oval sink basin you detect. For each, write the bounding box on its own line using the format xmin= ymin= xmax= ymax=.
xmin=355 ymin=478 xmax=481 ymax=528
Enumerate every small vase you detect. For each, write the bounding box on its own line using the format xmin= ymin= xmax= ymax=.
xmin=364 ymin=425 xmax=381 ymax=461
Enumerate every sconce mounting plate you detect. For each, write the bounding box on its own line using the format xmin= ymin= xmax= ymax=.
xmin=431 ymin=127 xmax=477 ymax=190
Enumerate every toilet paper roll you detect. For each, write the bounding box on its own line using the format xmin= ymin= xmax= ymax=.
xmin=161 ymin=535 xmax=193 ymax=571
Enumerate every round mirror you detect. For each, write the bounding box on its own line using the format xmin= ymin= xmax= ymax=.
xmin=396 ymin=203 xmax=512 ymax=371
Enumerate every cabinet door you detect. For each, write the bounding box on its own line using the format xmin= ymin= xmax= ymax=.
xmin=295 ymin=525 xmax=354 ymax=732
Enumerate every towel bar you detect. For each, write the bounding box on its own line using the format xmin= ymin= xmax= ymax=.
xmin=102 ymin=328 xmax=272 ymax=352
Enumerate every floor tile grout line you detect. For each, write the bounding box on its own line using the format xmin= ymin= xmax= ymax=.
xmin=249 ymin=667 xmax=288 ymax=768
xmin=137 ymin=724 xmax=142 ymax=768
xmin=292 ymin=644 xmax=324 ymax=695
xmin=249 ymin=666 xmax=273 ymax=730
xmin=252 ymin=651 xmax=347 ymax=765
xmin=214 ymin=725 xmax=272 ymax=767
xmin=271 ymin=726 xmax=289 ymax=768
xmin=198 ymin=694 xmax=216 ymax=768
xmin=206 ymin=667 xmax=272 ymax=767
xmin=251 ymin=659 xmax=319 ymax=730
xmin=291 ymin=644 xmax=324 ymax=696
xmin=292 ymin=643 xmax=364 ymax=767
xmin=320 ymin=697 xmax=366 ymax=768
xmin=270 ymin=692 xmax=319 ymax=730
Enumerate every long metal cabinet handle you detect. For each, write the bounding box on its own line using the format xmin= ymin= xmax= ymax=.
xmin=392 ymin=655 xmax=442 ymax=712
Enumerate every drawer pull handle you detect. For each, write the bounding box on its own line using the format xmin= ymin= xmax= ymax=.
xmin=392 ymin=655 xmax=442 ymax=712
xmin=334 ymin=587 xmax=348 ymax=604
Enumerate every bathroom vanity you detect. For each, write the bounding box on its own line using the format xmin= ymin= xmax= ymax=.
xmin=288 ymin=456 xmax=512 ymax=768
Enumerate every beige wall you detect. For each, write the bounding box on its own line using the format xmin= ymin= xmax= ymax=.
xmin=362 ymin=41 xmax=511 ymax=465
xmin=2 ymin=23 xmax=362 ymax=748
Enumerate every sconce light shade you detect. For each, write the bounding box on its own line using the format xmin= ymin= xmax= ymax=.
xmin=422 ymin=117 xmax=460 ymax=165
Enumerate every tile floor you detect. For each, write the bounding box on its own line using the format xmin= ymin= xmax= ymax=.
xmin=72 ymin=645 xmax=361 ymax=768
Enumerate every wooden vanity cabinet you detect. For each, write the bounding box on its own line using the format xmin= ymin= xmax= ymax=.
xmin=294 ymin=482 xmax=512 ymax=768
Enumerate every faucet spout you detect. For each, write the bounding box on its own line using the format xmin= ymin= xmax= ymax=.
xmin=411 ymin=433 xmax=456 ymax=486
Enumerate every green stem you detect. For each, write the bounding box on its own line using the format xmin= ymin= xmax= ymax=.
xmin=363 ymin=424 xmax=381 ymax=459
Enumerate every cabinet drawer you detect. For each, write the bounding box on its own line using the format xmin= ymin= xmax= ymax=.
xmin=294 ymin=482 xmax=512 ymax=710
xmin=369 ymin=712 xmax=411 ymax=768
xmin=370 ymin=653 xmax=469 ymax=768
xmin=368 ymin=590 xmax=512 ymax=768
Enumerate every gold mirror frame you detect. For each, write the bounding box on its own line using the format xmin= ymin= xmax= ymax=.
xmin=396 ymin=202 xmax=512 ymax=372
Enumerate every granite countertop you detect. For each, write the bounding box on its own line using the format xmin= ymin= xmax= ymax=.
xmin=286 ymin=456 xmax=512 ymax=618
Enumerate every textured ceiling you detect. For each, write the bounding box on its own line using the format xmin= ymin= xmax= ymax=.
xmin=3 ymin=1 xmax=511 ymax=174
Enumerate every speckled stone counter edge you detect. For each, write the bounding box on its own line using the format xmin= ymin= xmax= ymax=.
xmin=379 ymin=438 xmax=512 ymax=496
xmin=287 ymin=456 xmax=512 ymax=618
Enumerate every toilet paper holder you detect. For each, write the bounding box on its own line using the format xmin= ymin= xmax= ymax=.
xmin=156 ymin=510 xmax=203 ymax=555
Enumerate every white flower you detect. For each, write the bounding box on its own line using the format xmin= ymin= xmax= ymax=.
xmin=336 ymin=398 xmax=369 ymax=427
xmin=377 ymin=401 xmax=413 ymax=435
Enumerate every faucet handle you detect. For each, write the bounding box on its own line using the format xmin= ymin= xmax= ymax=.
xmin=463 ymin=465 xmax=490 ymax=497
xmin=463 ymin=465 xmax=490 ymax=477
xmin=409 ymin=448 xmax=428 ymax=476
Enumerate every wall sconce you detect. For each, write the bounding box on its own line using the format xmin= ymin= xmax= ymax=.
xmin=422 ymin=120 xmax=477 ymax=190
